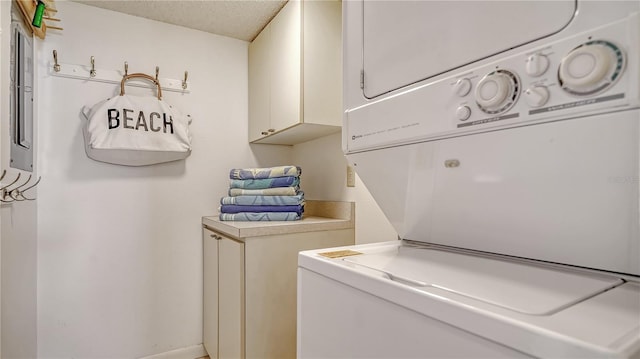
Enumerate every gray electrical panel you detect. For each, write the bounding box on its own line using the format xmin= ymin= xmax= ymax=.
xmin=10 ymin=22 xmax=34 ymax=172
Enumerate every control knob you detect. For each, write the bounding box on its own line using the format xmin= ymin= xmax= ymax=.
xmin=456 ymin=105 xmax=471 ymax=121
xmin=474 ymin=70 xmax=520 ymax=114
xmin=453 ymin=78 xmax=472 ymax=97
xmin=558 ymin=40 xmax=625 ymax=96
xmin=525 ymin=53 xmax=549 ymax=77
xmin=524 ymin=85 xmax=549 ymax=108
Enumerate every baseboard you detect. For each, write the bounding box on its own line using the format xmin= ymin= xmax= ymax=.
xmin=138 ymin=344 xmax=208 ymax=359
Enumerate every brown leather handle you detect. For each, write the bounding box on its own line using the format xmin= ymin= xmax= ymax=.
xmin=120 ymin=73 xmax=162 ymax=100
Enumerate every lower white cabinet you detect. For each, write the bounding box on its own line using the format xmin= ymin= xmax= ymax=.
xmin=203 ymin=226 xmax=354 ymax=359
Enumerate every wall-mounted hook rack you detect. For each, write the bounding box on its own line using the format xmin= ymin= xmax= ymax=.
xmin=0 ymin=171 xmax=42 ymax=203
xmin=49 ymin=51 xmax=191 ymax=93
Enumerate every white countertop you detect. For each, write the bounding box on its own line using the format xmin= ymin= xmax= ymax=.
xmin=202 ymin=200 xmax=355 ymax=239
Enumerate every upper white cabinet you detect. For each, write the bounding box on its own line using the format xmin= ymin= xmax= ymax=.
xmin=248 ymin=0 xmax=342 ymax=145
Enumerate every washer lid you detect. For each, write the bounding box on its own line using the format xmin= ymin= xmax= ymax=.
xmin=343 ymin=245 xmax=624 ymax=315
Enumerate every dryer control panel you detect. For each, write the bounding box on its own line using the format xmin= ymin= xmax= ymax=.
xmin=452 ymin=35 xmax=628 ymax=130
xmin=345 ymin=14 xmax=639 ymax=153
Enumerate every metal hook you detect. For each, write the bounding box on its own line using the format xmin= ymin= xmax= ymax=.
xmin=0 ymin=173 xmax=21 ymax=192
xmin=155 ymin=66 xmax=159 ymax=81
xmin=0 ymin=194 xmax=13 ymax=203
xmin=90 ymin=56 xmax=96 ymax=77
xmin=6 ymin=174 xmax=32 ymax=201
xmin=15 ymin=176 xmax=41 ymax=201
xmin=53 ymin=50 xmax=61 ymax=72
xmin=124 ymin=61 xmax=128 ymax=77
xmin=0 ymin=173 xmax=21 ymax=203
xmin=182 ymin=71 xmax=188 ymax=89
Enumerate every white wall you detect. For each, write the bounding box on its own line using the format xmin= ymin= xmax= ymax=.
xmin=1 ymin=2 xmax=38 ymax=358
xmin=36 ymin=2 xmax=290 ymax=358
xmin=32 ymin=2 xmax=395 ymax=357
xmin=292 ymin=133 xmax=397 ymax=244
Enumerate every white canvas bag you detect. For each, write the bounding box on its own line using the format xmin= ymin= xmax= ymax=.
xmin=82 ymin=73 xmax=192 ymax=166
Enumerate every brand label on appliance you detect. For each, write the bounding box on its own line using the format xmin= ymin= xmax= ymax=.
xmin=318 ymin=250 xmax=363 ymax=258
xmin=457 ymin=113 xmax=519 ymax=128
xmin=529 ymin=93 xmax=624 ymax=115
xmin=350 ymin=122 xmax=420 ymax=141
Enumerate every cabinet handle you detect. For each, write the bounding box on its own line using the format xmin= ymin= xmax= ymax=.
xmin=261 ymin=131 xmax=269 ymax=135
xmin=268 ymin=128 xmax=275 ymax=133
xmin=210 ymin=234 xmax=222 ymax=240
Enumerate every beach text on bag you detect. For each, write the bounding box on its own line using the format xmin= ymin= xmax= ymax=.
xmin=107 ymin=108 xmax=174 ymax=134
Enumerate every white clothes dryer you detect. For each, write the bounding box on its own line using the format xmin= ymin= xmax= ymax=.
xmin=298 ymin=1 xmax=640 ymax=358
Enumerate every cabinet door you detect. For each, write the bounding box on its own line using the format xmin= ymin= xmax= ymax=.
xmin=302 ymin=0 xmax=342 ymax=127
xmin=203 ymin=229 xmax=219 ymax=357
xmin=219 ymin=236 xmax=245 ymax=359
xmin=269 ymin=0 xmax=301 ymax=132
xmin=244 ymin=230 xmax=355 ymax=359
xmin=248 ymin=25 xmax=271 ymax=142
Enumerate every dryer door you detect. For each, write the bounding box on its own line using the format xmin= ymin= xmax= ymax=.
xmin=362 ymin=0 xmax=576 ymax=98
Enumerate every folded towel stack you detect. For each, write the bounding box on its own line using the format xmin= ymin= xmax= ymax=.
xmin=219 ymin=165 xmax=304 ymax=221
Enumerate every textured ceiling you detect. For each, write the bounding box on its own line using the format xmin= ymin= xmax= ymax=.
xmin=72 ymin=0 xmax=288 ymax=41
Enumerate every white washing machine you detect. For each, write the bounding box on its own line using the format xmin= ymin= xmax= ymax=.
xmin=298 ymin=1 xmax=640 ymax=357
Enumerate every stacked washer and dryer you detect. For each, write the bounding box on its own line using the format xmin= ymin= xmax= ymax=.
xmin=298 ymin=1 xmax=640 ymax=358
